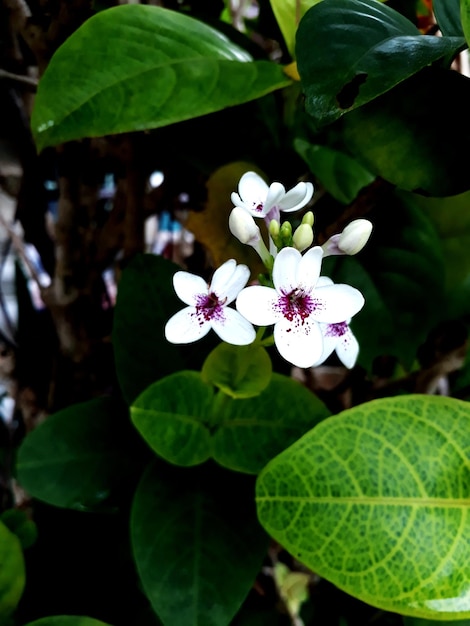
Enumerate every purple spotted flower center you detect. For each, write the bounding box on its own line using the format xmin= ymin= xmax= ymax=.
xmin=326 ymin=321 xmax=348 ymax=337
xmin=194 ymin=292 xmax=226 ymax=325
xmin=277 ymin=288 xmax=316 ymax=323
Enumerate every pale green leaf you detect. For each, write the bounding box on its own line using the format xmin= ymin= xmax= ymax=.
xmin=256 ymin=394 xmax=470 ymax=620
xmin=131 ymin=462 xmax=268 ymax=626
xmin=32 ymin=5 xmax=291 ymax=150
xmin=269 ymin=0 xmax=322 ymax=57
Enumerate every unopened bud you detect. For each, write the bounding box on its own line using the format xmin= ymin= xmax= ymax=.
xmin=293 ymin=223 xmax=314 ymax=252
xmin=302 ymin=211 xmax=314 ymax=227
xmin=229 ymin=207 xmax=261 ymax=245
xmin=338 ymin=219 xmax=373 ymax=255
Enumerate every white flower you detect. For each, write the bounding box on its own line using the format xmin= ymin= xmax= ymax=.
xmin=165 ymin=259 xmax=256 ymax=345
xmin=317 ymin=320 xmax=359 ymax=368
xmin=323 ymin=219 xmax=373 ymax=257
xmin=236 ymin=247 xmax=364 ymax=368
xmin=231 ymin=171 xmax=314 ymax=222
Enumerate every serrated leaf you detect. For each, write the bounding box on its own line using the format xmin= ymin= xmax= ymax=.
xmin=131 ymin=371 xmax=330 ymax=474
xmin=32 ymin=5 xmax=291 ymax=150
xmin=16 ymin=397 xmax=134 ymax=510
xmin=131 ymin=462 xmax=268 ymax=626
xmin=256 ymin=394 xmax=470 ymax=620
xmin=296 ymin=0 xmax=465 ymax=127
xmin=434 ymin=0 xmax=465 ymax=37
xmin=294 ymin=139 xmax=374 ymax=204
xmin=185 ymin=162 xmax=268 ymax=278
xmin=24 ymin=618 xmax=112 ymax=626
xmin=341 ymin=67 xmax=470 ymax=196
xmin=0 ymin=521 xmax=25 ymax=620
xmin=201 ymin=343 xmax=272 ymax=399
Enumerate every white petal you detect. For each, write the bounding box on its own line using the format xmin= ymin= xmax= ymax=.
xmin=312 ymin=284 xmax=365 ymax=323
xmin=310 ymin=324 xmax=340 ymax=367
xmin=219 ymin=263 xmax=250 ymax=304
xmin=278 ymin=182 xmax=314 ymax=212
xmin=316 ymin=276 xmax=334 ymax=287
xmin=238 ymin=171 xmax=269 ymax=206
xmin=264 ymin=182 xmax=286 ymax=213
xmin=173 ymin=271 xmax=208 ymax=305
xmin=336 ymin=328 xmax=360 ymax=368
xmin=164 ymin=307 xmax=211 ymax=343
xmin=231 ymin=191 xmax=243 ymax=206
xmin=210 ymin=259 xmax=237 ymax=297
xmin=272 ymin=247 xmax=302 ymax=294
xmin=274 ymin=316 xmax=324 ymax=368
xmin=236 ymin=285 xmax=280 ymax=326
xmin=211 ymin=307 xmax=256 ymax=345
xmin=297 ymin=246 xmax=323 ymax=291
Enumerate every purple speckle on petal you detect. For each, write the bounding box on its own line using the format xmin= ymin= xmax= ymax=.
xmin=275 ymin=289 xmax=316 ymax=328
xmin=326 ymin=321 xmax=349 ymax=337
xmin=253 ymin=202 xmax=264 ymax=213
xmin=193 ymin=292 xmax=226 ymax=326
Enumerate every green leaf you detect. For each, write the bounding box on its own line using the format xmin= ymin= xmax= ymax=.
xmin=0 ymin=521 xmax=25 ymax=620
xmin=341 ymin=67 xmax=470 ymax=196
xmin=131 ymin=371 xmax=330 ymax=474
xmin=323 ymin=191 xmax=445 ymax=370
xmin=269 ymin=0 xmax=322 ymax=57
xmin=131 ymin=371 xmax=214 ymax=467
xmin=434 ymin=0 xmax=465 ymax=37
xmin=201 ymin=343 xmax=272 ymax=399
xmin=24 ymin=618 xmax=112 ymax=626
xmin=296 ymin=0 xmax=465 ymax=127
xmin=404 ymin=618 xmax=470 ymax=626
xmin=256 ymin=394 xmax=470 ymax=620
xmin=16 ymin=397 xmax=134 ymax=510
xmin=131 ymin=462 xmax=268 ymax=626
xmin=293 ymin=139 xmax=375 ymax=204
xmin=31 ymin=5 xmax=291 ymax=150
xmin=462 ymin=0 xmax=470 ymax=46
xmin=0 ymin=510 xmax=37 ymax=549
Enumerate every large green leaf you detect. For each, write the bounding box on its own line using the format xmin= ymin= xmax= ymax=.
xmin=131 ymin=462 xmax=268 ymax=626
xmin=296 ymin=0 xmax=465 ymax=127
xmin=0 ymin=521 xmax=25 ymax=620
xmin=256 ymin=394 xmax=470 ymax=620
xmin=131 ymin=371 xmax=330 ymax=474
xmin=323 ymin=191 xmax=445 ymax=370
xmin=433 ymin=0 xmax=465 ymax=37
xmin=294 ymin=139 xmax=375 ymax=204
xmin=16 ymin=397 xmax=134 ymax=510
xmin=31 ymin=5 xmax=291 ymax=150
xmin=341 ymin=67 xmax=470 ymax=196
xmin=462 ymin=0 xmax=470 ymax=46
xmin=24 ymin=618 xmax=112 ymax=626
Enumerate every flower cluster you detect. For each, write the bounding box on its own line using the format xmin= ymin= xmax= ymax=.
xmin=165 ymin=171 xmax=372 ymax=369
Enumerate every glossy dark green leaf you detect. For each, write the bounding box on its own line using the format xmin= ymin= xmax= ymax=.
xmin=323 ymin=191 xmax=445 ymax=369
xmin=433 ymin=0 xmax=465 ymax=37
xmin=256 ymin=394 xmax=470 ymax=620
xmin=0 ymin=510 xmax=37 ymax=549
xmin=16 ymin=397 xmax=134 ymax=510
xmin=113 ymin=254 xmax=213 ymax=404
xmin=131 ymin=462 xmax=268 ymax=626
xmin=0 ymin=521 xmax=25 ymax=620
xmin=201 ymin=343 xmax=272 ymax=399
xmin=296 ymin=0 xmax=464 ymax=127
xmin=131 ymin=371 xmax=330 ymax=473
xmin=294 ymin=139 xmax=375 ymax=204
xmin=341 ymin=67 xmax=470 ymax=196
xmin=24 ymin=618 xmax=112 ymax=626
xmin=462 ymin=0 xmax=470 ymax=46
xmin=31 ymin=5 xmax=291 ymax=150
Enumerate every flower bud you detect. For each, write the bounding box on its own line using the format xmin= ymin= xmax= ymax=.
xmin=302 ymin=211 xmax=314 ymax=227
xmin=229 ymin=207 xmax=261 ymax=245
xmin=293 ymin=223 xmax=314 ymax=252
xmin=338 ymin=219 xmax=373 ymax=255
